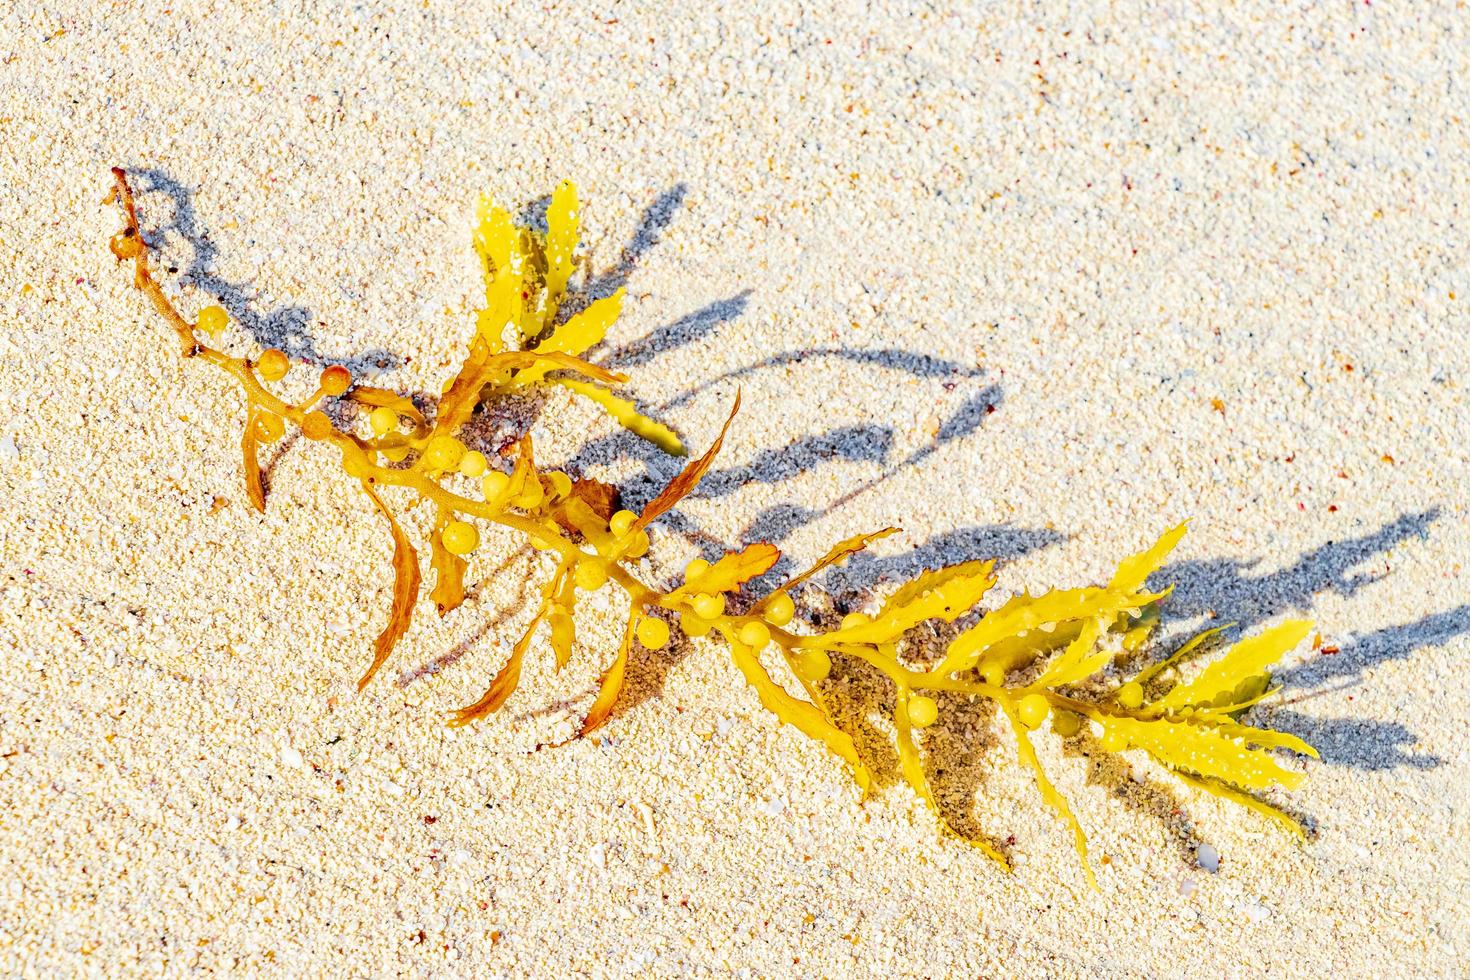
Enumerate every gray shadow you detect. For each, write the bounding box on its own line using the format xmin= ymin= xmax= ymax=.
xmin=128 ymin=168 xmax=402 ymax=376
xmin=1157 ymin=508 xmax=1440 ymax=636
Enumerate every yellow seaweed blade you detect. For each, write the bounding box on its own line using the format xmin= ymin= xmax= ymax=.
xmin=880 ymin=560 xmax=995 ymax=615
xmin=479 ymin=255 xmax=524 ymax=347
xmin=473 ymin=199 xmax=516 ymax=274
xmin=1109 ymin=521 xmax=1188 ymax=593
xmin=554 ymin=378 xmax=685 ymax=455
xmin=427 ymin=522 xmax=468 ymax=616
xmin=1153 ymin=620 xmax=1313 ymax=711
xmin=1099 ymin=714 xmax=1305 ymax=792
xmin=449 ymin=610 xmax=543 ymax=726
xmin=549 ymin=608 xmax=575 ymax=670
xmin=892 ymin=688 xmax=1010 ymax=869
xmin=543 ymin=180 xmax=579 ymax=315
xmin=578 ymin=614 xmax=636 ymax=736
xmin=1209 ymin=721 xmax=1318 ymax=758
xmin=1175 ymin=772 xmax=1307 ymax=839
xmin=519 ymin=290 xmax=625 ymax=384
xmin=630 ymin=392 xmax=740 ymax=534
xmin=940 ymin=585 xmax=1158 ymax=675
xmin=806 ymin=561 xmax=995 ymax=647
xmin=671 ymin=543 xmax=781 ymax=599
xmin=729 ymin=640 xmax=871 ymax=793
xmin=357 ymin=481 xmax=421 ymax=690
xmin=1132 ymin=624 xmax=1232 ymax=687
xmin=769 ymin=527 xmax=901 ymax=596
xmin=1002 ymin=703 xmax=1096 ymax=887
xmin=1032 ymin=618 xmax=1107 ymax=688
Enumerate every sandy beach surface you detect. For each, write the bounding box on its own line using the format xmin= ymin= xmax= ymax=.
xmin=2 ymin=2 xmax=1467 ymax=975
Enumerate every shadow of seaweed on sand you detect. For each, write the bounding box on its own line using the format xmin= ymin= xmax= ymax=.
xmin=1150 ymin=508 xmax=1458 ymax=772
xmin=1157 ymin=508 xmax=1440 ymax=636
xmin=128 ymin=168 xmax=402 ymax=376
xmin=1256 ymin=602 xmax=1470 ymax=771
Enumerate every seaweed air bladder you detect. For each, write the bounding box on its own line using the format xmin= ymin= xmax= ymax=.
xmin=105 ymin=167 xmax=1317 ymax=885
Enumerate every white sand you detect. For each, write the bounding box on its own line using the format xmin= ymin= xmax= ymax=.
xmin=2 ymin=2 xmax=1468 ymax=975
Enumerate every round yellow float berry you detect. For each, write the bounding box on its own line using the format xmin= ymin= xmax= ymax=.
xmin=441 ymin=520 xmax=479 ymax=555
xmin=257 ymin=349 xmax=289 ymax=382
xmin=680 ymin=612 xmax=713 ymax=638
xmin=763 ymin=591 xmax=795 ymax=627
xmin=300 ymin=411 xmax=333 ymax=441
xmin=1051 ymin=710 xmax=1083 ymax=738
xmin=512 ymin=479 xmax=544 ymax=510
xmin=458 ymin=450 xmax=488 ymax=478
xmin=369 ymin=406 xmax=398 ymax=436
xmin=737 ymin=621 xmax=769 ymax=649
xmin=624 ymin=530 xmax=650 ymax=558
xmin=609 ymin=509 xmax=637 ymax=537
xmin=1116 ymin=682 xmax=1144 ymax=709
xmin=319 ymin=365 xmax=351 ymax=396
xmin=907 ymin=695 xmax=939 ymax=728
xmin=1016 ymin=693 xmax=1050 ymax=729
xmin=691 ymin=593 xmax=725 ymax=620
xmin=423 ymin=436 xmax=465 ymax=471
xmin=636 ymin=616 xmax=670 ymax=650
xmin=979 ymin=663 xmax=1005 ymax=688
xmin=481 ymin=471 xmax=510 ymax=501
xmin=574 ymin=560 xmax=607 ymax=591
xmin=197 ymin=305 xmax=228 ymax=337
xmin=793 ymin=649 xmax=831 ymax=682
xmin=254 ymin=413 xmax=285 ymax=442
xmin=547 ymin=471 xmax=573 ymax=499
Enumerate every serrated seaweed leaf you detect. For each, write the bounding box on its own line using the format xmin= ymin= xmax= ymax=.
xmin=428 ymin=511 xmax=468 ymax=616
xmin=942 ymin=585 xmax=1166 ymax=675
xmin=808 ymin=560 xmax=995 ymax=647
xmin=671 ymin=543 xmax=781 ymax=599
xmin=543 ymin=180 xmax=579 ymax=315
xmin=357 ymin=481 xmax=420 ymax=690
xmin=449 ymin=605 xmax=546 ymax=726
xmin=1001 ymin=702 xmax=1095 ymax=887
xmin=554 ymin=377 xmax=686 ymax=455
xmin=494 ymin=349 xmax=627 ymax=387
xmin=578 ymin=612 xmax=636 ymax=737
xmin=729 ymin=639 xmax=871 ymax=793
xmin=564 ymin=478 xmax=620 ymax=526
xmin=1209 ymin=719 xmax=1318 ymax=758
xmin=531 ymin=290 xmax=622 ymax=360
xmin=893 ymin=687 xmax=1010 ymax=868
xmin=1098 ymin=714 xmax=1305 ymax=792
xmin=241 ymin=409 xmax=266 ymax=513
xmin=435 ymin=335 xmax=495 ymax=435
xmin=474 ymin=200 xmax=516 ymax=272
xmin=1031 ymin=618 xmax=1107 ymax=688
xmin=1175 ymin=772 xmax=1307 ymax=839
xmin=631 ymin=391 xmax=741 ymax=535
xmin=1110 ymin=520 xmax=1187 ymax=592
xmin=770 ymin=527 xmax=900 ymax=596
xmin=1132 ymin=624 xmax=1232 ymax=687
xmin=1153 ymin=620 xmax=1313 ymax=711
xmin=880 ymin=560 xmax=993 ymax=617
xmin=548 ymin=567 xmax=577 ymax=669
